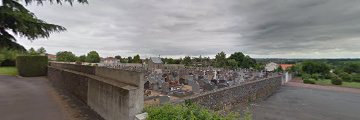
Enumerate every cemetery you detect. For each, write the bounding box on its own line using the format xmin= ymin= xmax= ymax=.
xmin=99 ymin=57 xmax=283 ymax=106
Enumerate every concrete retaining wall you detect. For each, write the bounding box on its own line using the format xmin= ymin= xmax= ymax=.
xmin=183 ymin=76 xmax=282 ymax=111
xmin=48 ymin=62 xmax=144 ymax=120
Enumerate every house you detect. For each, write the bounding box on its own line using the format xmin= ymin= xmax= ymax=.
xmin=46 ymin=54 xmax=57 ymax=61
xmin=279 ymin=64 xmax=294 ymax=71
xmin=265 ymin=62 xmax=279 ymax=71
xmin=101 ymin=57 xmax=120 ymax=65
xmin=148 ymin=57 xmax=163 ymax=69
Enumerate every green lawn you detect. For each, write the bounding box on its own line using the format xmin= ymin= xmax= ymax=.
xmin=0 ymin=67 xmax=18 ymax=76
xmin=315 ymin=79 xmax=360 ymax=89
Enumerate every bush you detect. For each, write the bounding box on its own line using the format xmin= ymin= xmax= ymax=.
xmin=331 ymin=78 xmax=342 ymax=85
xmin=16 ymin=56 xmax=48 ymax=77
xmin=352 ymin=74 xmax=360 ymax=83
xmin=338 ymin=72 xmax=352 ymax=82
xmin=145 ymin=104 xmax=239 ymax=120
xmin=303 ymin=79 xmax=315 ymax=84
xmin=301 ymin=73 xmax=311 ymax=80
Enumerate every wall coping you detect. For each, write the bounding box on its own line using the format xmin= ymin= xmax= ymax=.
xmin=49 ymin=66 xmax=138 ymax=90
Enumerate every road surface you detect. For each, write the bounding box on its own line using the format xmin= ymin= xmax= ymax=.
xmin=250 ymin=82 xmax=360 ymax=120
xmin=0 ymin=75 xmax=73 ymax=120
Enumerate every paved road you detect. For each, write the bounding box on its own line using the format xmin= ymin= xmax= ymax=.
xmin=251 ymin=85 xmax=360 ymax=120
xmin=0 ymin=75 xmax=72 ymax=120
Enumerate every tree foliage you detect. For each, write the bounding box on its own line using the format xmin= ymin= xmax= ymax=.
xmin=228 ymin=52 xmax=256 ymax=68
xmin=78 ymin=55 xmax=86 ymax=62
xmin=302 ymin=61 xmax=330 ymax=75
xmin=214 ymin=52 xmax=227 ymax=68
xmin=132 ymin=54 xmax=142 ymax=63
xmin=86 ymin=51 xmax=100 ymax=63
xmin=56 ymin=51 xmax=76 ymax=62
xmin=145 ymin=104 xmax=239 ymax=120
xmin=36 ymin=47 xmax=46 ymax=54
xmin=182 ymin=56 xmax=192 ymax=66
xmin=0 ymin=0 xmax=87 ymax=50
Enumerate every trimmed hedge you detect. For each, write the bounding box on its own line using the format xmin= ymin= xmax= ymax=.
xmin=331 ymin=78 xmax=342 ymax=85
xmin=303 ymin=79 xmax=315 ymax=84
xmin=16 ymin=56 xmax=48 ymax=77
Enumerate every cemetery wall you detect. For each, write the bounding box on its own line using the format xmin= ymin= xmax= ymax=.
xmin=183 ymin=76 xmax=282 ymax=111
xmin=48 ymin=62 xmax=144 ymax=120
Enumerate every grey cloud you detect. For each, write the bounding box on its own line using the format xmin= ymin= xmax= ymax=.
xmin=16 ymin=0 xmax=360 ymax=58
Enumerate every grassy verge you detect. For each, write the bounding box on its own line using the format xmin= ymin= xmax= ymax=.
xmin=0 ymin=67 xmax=18 ymax=76
xmin=314 ymin=79 xmax=360 ymax=89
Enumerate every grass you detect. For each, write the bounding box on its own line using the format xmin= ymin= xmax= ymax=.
xmin=0 ymin=67 xmax=18 ymax=76
xmin=314 ymin=79 xmax=360 ymax=89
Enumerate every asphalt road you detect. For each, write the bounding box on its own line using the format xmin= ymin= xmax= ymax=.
xmin=0 ymin=75 xmax=72 ymax=120
xmin=251 ymin=85 xmax=360 ymax=120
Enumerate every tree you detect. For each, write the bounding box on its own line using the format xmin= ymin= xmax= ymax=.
xmin=228 ymin=52 xmax=256 ymax=68
xmin=0 ymin=0 xmax=87 ymax=50
xmin=302 ymin=61 xmax=330 ymax=75
xmin=343 ymin=63 xmax=360 ymax=74
xmin=36 ymin=47 xmax=46 ymax=55
xmin=127 ymin=56 xmax=133 ymax=63
xmin=78 ymin=55 xmax=86 ymax=62
xmin=28 ymin=47 xmax=38 ymax=55
xmin=56 ymin=51 xmax=77 ymax=62
xmin=226 ymin=59 xmax=238 ymax=70
xmin=182 ymin=56 xmax=192 ymax=66
xmin=214 ymin=52 xmax=227 ymax=68
xmin=86 ymin=51 xmax=100 ymax=63
xmin=133 ymin=54 xmax=142 ymax=63
xmin=115 ymin=55 xmax=121 ymax=59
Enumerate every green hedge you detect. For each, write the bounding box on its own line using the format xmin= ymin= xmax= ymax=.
xmin=16 ymin=56 xmax=48 ymax=77
xmin=303 ymin=79 xmax=315 ymax=84
xmin=331 ymin=78 xmax=342 ymax=85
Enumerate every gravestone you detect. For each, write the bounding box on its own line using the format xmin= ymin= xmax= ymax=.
xmin=191 ymin=81 xmax=200 ymax=94
xmin=159 ymin=96 xmax=170 ymax=104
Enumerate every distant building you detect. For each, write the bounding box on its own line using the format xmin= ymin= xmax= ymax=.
xmin=148 ymin=57 xmax=163 ymax=69
xmin=101 ymin=57 xmax=120 ymax=65
xmin=46 ymin=54 xmax=56 ymax=61
xmin=279 ymin=64 xmax=294 ymax=71
xmin=265 ymin=62 xmax=279 ymax=71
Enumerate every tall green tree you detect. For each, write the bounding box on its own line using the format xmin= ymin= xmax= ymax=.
xmin=226 ymin=59 xmax=238 ymax=70
xmin=115 ymin=55 xmax=121 ymax=59
xmin=36 ymin=47 xmax=46 ymax=55
xmin=182 ymin=56 xmax=192 ymax=66
xmin=133 ymin=54 xmax=142 ymax=63
xmin=214 ymin=52 xmax=227 ymax=68
xmin=56 ymin=51 xmax=76 ymax=62
xmin=78 ymin=55 xmax=86 ymax=62
xmin=28 ymin=47 xmax=38 ymax=55
xmin=0 ymin=0 xmax=87 ymax=50
xmin=86 ymin=51 xmax=100 ymax=63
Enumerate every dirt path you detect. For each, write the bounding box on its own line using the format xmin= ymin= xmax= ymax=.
xmin=0 ymin=75 xmax=76 ymax=120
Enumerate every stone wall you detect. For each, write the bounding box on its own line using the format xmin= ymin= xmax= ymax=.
xmin=48 ymin=62 xmax=144 ymax=120
xmin=182 ymin=76 xmax=282 ymax=111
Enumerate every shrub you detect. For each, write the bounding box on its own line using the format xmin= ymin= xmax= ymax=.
xmin=331 ymin=78 xmax=342 ymax=85
xmin=145 ymin=104 xmax=239 ymax=120
xmin=301 ymin=73 xmax=311 ymax=80
xmin=303 ymin=79 xmax=315 ymax=84
xmin=338 ymin=72 xmax=352 ymax=82
xmin=352 ymin=74 xmax=360 ymax=83
xmin=16 ymin=56 xmax=48 ymax=77
xmin=311 ymin=74 xmax=321 ymax=80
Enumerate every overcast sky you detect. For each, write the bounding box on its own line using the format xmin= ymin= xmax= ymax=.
xmin=15 ymin=0 xmax=360 ymax=58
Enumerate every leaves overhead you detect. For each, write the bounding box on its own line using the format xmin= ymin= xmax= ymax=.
xmin=0 ymin=0 xmax=87 ymax=50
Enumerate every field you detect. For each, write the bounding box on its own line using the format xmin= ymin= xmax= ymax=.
xmin=0 ymin=67 xmax=18 ymax=76
xmin=315 ymin=79 xmax=360 ymax=89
